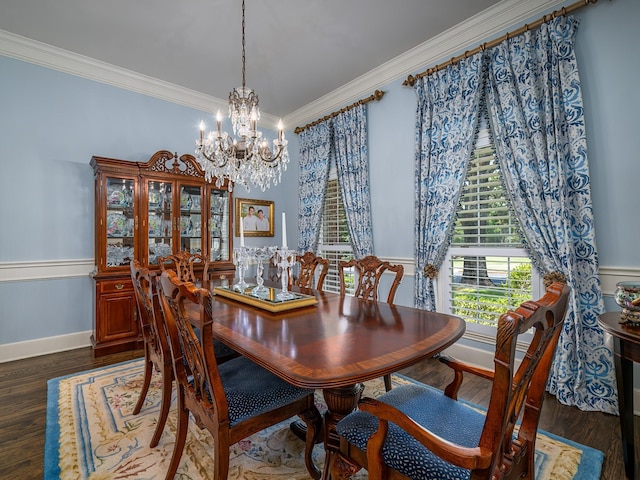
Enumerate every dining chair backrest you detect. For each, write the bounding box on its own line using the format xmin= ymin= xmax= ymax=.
xmin=158 ymin=250 xmax=209 ymax=283
xmin=332 ymin=281 xmax=571 ymax=480
xmin=295 ymin=251 xmax=329 ymax=290
xmin=157 ymin=270 xmax=221 ymax=414
xmin=338 ymin=255 xmax=404 ymax=392
xmin=339 ymin=255 xmax=404 ymax=304
xmin=131 ymin=260 xmax=165 ymax=352
xmin=129 ymin=259 xmax=172 ymax=448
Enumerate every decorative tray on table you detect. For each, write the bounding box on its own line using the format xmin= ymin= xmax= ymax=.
xmin=212 ymin=285 xmax=318 ymax=313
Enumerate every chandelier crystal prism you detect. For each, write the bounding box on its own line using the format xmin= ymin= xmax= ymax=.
xmin=195 ymin=0 xmax=288 ymax=192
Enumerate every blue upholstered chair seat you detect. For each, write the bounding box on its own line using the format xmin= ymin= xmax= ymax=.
xmin=336 ymin=383 xmax=486 ymax=480
xmin=195 ymin=355 xmax=315 ymax=427
xmin=190 ymin=326 xmax=236 ymax=362
xmin=213 ymin=338 xmax=237 ymax=359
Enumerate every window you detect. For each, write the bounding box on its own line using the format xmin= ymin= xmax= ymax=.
xmin=317 ymin=168 xmax=354 ymax=294
xmin=439 ymin=114 xmax=542 ymax=336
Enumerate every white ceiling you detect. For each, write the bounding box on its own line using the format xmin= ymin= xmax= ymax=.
xmin=0 ymin=0 xmax=567 ymax=127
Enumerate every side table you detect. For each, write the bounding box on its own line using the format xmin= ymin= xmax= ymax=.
xmin=598 ymin=311 xmax=640 ymax=480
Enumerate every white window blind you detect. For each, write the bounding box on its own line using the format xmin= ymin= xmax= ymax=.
xmin=318 ymin=174 xmax=354 ymax=294
xmin=441 ymin=113 xmax=540 ymax=332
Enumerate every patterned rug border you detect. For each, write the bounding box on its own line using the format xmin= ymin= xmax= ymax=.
xmin=45 ymin=359 xmax=604 ymax=480
xmin=44 ymin=358 xmax=143 ymax=479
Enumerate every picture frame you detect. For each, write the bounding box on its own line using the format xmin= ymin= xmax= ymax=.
xmin=235 ymin=197 xmax=275 ymax=237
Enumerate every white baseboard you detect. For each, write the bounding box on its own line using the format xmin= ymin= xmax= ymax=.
xmin=0 ymin=330 xmax=93 ymax=363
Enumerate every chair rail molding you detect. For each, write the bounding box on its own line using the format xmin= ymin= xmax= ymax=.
xmin=0 ymin=259 xmax=95 ymax=282
xmin=2 ymin=258 xmax=636 ymax=287
xmin=599 ymin=266 xmax=640 ymax=296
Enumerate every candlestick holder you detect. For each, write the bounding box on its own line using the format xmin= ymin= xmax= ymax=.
xmin=232 ymin=246 xmax=251 ymax=292
xmin=251 ymin=246 xmax=277 ymax=298
xmin=275 ymin=247 xmax=296 ymax=301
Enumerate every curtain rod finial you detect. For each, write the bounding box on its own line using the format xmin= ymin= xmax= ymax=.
xmin=403 ymin=74 xmax=416 ymax=87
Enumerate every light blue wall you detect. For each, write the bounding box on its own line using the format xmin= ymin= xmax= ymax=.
xmin=0 ymin=0 xmax=638 ymax=346
xmin=0 ymin=56 xmax=288 ymax=344
xmin=574 ymin=0 xmax=640 ymax=267
xmin=368 ymin=78 xmax=417 ymax=259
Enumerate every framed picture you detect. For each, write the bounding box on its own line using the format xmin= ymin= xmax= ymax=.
xmin=235 ymin=198 xmax=275 ymax=237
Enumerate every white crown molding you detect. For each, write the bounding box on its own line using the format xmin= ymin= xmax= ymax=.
xmin=2 ymin=0 xmax=569 ymax=131
xmin=284 ymin=0 xmax=568 ymax=128
xmin=0 ymin=29 xmax=281 ymax=126
xmin=0 ymin=29 xmax=244 ymax=120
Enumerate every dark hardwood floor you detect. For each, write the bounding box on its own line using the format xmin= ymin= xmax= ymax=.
xmin=0 ymin=347 xmax=629 ymax=479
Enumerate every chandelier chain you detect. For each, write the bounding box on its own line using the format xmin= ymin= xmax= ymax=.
xmin=194 ymin=0 xmax=289 ymax=192
xmin=241 ymin=0 xmax=246 ymax=89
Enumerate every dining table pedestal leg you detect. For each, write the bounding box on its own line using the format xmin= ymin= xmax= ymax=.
xmin=321 ymin=383 xmax=365 ymax=479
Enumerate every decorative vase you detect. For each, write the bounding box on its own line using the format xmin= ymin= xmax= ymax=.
xmin=615 ymin=281 xmax=640 ymax=322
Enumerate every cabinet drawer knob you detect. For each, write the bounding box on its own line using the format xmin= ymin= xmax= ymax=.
xmin=115 ymin=283 xmax=125 ymax=290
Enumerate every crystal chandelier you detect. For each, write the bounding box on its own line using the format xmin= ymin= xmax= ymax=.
xmin=195 ymin=0 xmax=289 ymax=192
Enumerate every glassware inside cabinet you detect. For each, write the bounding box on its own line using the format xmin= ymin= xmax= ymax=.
xmin=148 ymin=181 xmax=173 ymax=266
xmin=105 ymin=177 xmax=135 ymax=267
xmin=179 ymin=185 xmax=203 ymax=255
xmin=210 ymin=190 xmax=229 ymax=261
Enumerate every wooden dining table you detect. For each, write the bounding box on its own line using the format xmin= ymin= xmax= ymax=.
xmin=188 ymin=283 xmax=465 ymax=479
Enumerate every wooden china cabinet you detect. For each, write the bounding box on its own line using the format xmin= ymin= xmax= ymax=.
xmin=90 ymin=150 xmax=234 ymax=356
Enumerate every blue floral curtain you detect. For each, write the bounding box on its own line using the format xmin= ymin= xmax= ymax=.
xmin=333 ymin=104 xmax=374 ymax=258
xmin=297 ymin=121 xmax=331 ymax=253
xmin=414 ymin=52 xmax=485 ymax=310
xmin=486 ymin=16 xmax=617 ymax=414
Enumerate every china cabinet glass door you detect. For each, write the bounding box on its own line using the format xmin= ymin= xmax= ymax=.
xmin=105 ymin=176 xmax=135 ymax=267
xmin=147 ymin=180 xmax=173 ymax=265
xmin=179 ymin=184 xmax=203 ymax=255
xmin=210 ymin=190 xmax=229 ymax=261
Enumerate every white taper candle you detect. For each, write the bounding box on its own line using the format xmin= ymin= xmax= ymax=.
xmin=240 ymin=215 xmax=245 ymax=246
xmin=281 ymin=212 xmax=288 ymax=249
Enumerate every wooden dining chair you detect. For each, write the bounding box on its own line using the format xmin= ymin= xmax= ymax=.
xmin=339 ymin=255 xmax=404 ymax=304
xmin=294 ymin=251 xmax=329 ymax=290
xmin=129 ymin=259 xmax=172 ymax=448
xmin=158 ymin=252 xmax=239 ymax=363
xmin=339 ymin=255 xmax=404 ymax=390
xmin=158 ymin=250 xmax=209 ymax=283
xmin=156 ymin=270 xmax=323 ymax=480
xmin=331 ymin=281 xmax=571 ymax=480
xmin=130 ymin=260 xmax=237 ymax=447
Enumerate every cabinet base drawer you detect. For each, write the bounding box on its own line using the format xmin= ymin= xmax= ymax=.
xmin=98 ymin=278 xmax=133 ymax=294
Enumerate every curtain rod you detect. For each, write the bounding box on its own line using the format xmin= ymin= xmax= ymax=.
xmin=294 ymin=90 xmax=385 ymax=134
xmin=403 ymin=0 xmax=601 ymax=87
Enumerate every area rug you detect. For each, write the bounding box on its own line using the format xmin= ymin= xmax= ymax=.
xmin=45 ymin=359 xmax=603 ymax=479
